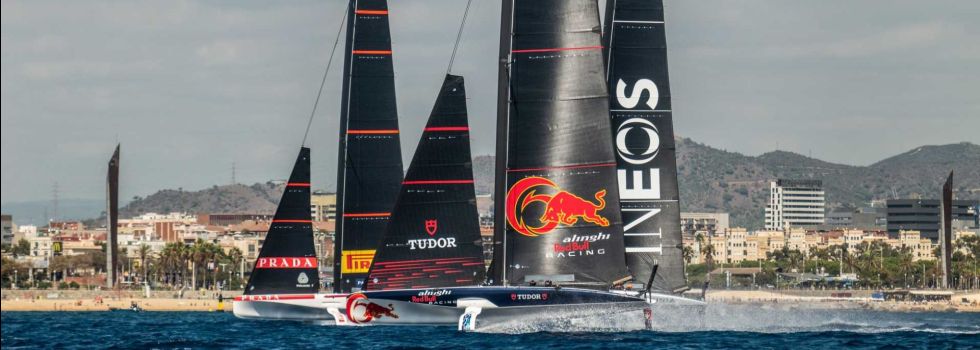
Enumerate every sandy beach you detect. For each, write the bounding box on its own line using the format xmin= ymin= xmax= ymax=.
xmin=1 ymin=289 xmax=238 ymax=312
xmin=0 ymin=298 xmax=227 ymax=312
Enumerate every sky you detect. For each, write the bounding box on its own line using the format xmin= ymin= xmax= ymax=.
xmin=2 ymin=0 xmax=978 ymax=204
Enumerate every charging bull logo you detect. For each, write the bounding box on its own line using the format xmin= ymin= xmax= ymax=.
xmin=506 ymin=176 xmax=610 ymax=237
xmin=345 ymin=293 xmax=399 ymax=324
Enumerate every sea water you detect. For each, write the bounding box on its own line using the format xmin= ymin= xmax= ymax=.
xmin=2 ymin=307 xmax=978 ymax=349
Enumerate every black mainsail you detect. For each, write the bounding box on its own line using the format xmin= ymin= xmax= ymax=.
xmin=602 ymin=0 xmax=686 ymax=293
xmin=491 ymin=0 xmax=631 ymax=288
xmin=105 ymin=144 xmax=120 ymax=289
xmin=364 ymin=75 xmax=485 ymax=291
xmin=244 ymin=148 xmax=319 ymax=296
xmin=333 ymin=0 xmax=405 ymax=293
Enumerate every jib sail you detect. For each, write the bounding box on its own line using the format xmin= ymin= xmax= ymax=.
xmin=333 ymin=0 xmax=405 ymax=293
xmin=602 ymin=0 xmax=687 ymax=293
xmin=365 ymin=75 xmax=486 ymax=291
xmin=491 ymin=0 xmax=631 ymax=289
xmin=244 ymin=147 xmax=319 ymax=295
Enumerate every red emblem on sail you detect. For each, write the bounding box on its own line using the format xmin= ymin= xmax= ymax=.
xmin=425 ymin=219 xmax=438 ymax=236
xmin=506 ymin=177 xmax=609 ymax=237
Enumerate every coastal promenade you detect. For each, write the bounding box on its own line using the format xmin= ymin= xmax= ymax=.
xmin=704 ymin=289 xmax=980 ymax=312
xmin=1 ymin=289 xmax=241 ymax=312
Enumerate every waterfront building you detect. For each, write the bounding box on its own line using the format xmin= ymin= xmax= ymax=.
xmin=681 ymin=212 xmax=730 ymax=238
xmin=310 ymin=191 xmax=337 ymax=222
xmin=195 ymin=213 xmax=273 ymax=226
xmin=764 ymin=179 xmax=826 ymax=230
xmin=890 ymin=230 xmax=936 ymax=261
xmin=679 ymin=227 xmax=968 ymax=265
xmin=826 ymin=207 xmax=886 ymax=229
xmin=886 ymin=199 xmax=978 ymax=240
xmin=1 ymin=214 xmax=12 ymax=245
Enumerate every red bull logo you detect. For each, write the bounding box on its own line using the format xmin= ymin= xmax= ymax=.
xmin=506 ymin=177 xmax=610 ymax=237
xmin=345 ymin=293 xmax=399 ymax=324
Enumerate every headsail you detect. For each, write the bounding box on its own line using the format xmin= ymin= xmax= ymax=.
xmin=244 ymin=148 xmax=319 ymax=295
xmin=365 ymin=75 xmax=485 ymax=291
xmin=491 ymin=0 xmax=631 ymax=288
xmin=105 ymin=144 xmax=120 ymax=289
xmin=333 ymin=0 xmax=405 ymax=293
xmin=602 ymin=0 xmax=687 ymax=293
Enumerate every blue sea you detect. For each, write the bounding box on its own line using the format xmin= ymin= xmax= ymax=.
xmin=2 ymin=306 xmax=978 ymax=349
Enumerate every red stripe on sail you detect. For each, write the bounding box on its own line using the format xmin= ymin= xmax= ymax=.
xmin=374 ymin=257 xmax=476 ymax=265
xmin=272 ymin=219 xmax=312 ymax=223
xmin=286 ymin=182 xmax=311 ymax=187
xmin=507 ymin=162 xmax=616 ymax=173
xmin=512 ymin=46 xmax=603 ymax=53
xmin=401 ymin=180 xmax=474 ymax=185
xmin=343 ymin=212 xmax=391 ymax=218
xmin=352 ymin=50 xmax=392 ymax=55
xmin=348 ymin=129 xmax=399 ymax=135
xmin=424 ymin=126 xmax=469 ymax=132
xmin=355 ymin=9 xmax=388 ymax=15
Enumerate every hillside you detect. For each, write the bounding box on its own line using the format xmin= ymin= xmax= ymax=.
xmin=112 ymin=140 xmax=979 ymax=229
xmin=119 ymin=182 xmax=285 ymax=218
xmin=473 ymin=139 xmax=979 ymax=229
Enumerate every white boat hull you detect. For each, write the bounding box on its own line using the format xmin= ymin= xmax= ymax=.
xmin=232 ymin=293 xmax=345 ymax=321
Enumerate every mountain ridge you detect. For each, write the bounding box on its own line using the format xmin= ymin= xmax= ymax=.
xmin=11 ymin=140 xmax=973 ymax=229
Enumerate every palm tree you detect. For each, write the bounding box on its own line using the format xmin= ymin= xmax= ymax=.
xmin=897 ymin=246 xmax=914 ymax=288
xmin=137 ymin=243 xmax=152 ymax=284
xmin=702 ymin=243 xmax=716 ymax=272
xmin=682 ymin=245 xmax=695 ymax=265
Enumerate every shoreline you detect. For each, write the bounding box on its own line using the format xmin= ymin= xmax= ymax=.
xmin=2 ymin=289 xmax=978 ymax=313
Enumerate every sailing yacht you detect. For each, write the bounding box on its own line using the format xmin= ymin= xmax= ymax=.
xmin=234 ymin=0 xmax=403 ymax=321
xmin=233 ymin=148 xmax=341 ymax=320
xmin=333 ymin=0 xmax=676 ymax=331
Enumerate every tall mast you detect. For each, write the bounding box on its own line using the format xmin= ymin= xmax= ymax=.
xmin=333 ymin=0 xmax=405 ymax=293
xmin=489 ymin=0 xmax=514 ymax=286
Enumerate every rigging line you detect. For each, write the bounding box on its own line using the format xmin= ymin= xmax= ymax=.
xmin=302 ymin=6 xmax=349 ymax=147
xmin=446 ymin=0 xmax=474 ymax=75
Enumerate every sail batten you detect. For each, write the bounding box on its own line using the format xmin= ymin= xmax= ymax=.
xmin=493 ymin=0 xmax=631 ymax=289
xmin=603 ymin=0 xmax=686 ymax=292
xmin=334 ymin=0 xmax=405 ymax=293
xmin=365 ymin=74 xmax=486 ymax=291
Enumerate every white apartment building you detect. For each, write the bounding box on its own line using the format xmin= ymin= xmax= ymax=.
xmin=765 ymin=179 xmax=826 ymax=230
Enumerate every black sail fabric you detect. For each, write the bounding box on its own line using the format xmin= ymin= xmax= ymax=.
xmin=602 ymin=0 xmax=686 ymax=292
xmin=494 ymin=0 xmax=631 ymax=288
xmin=333 ymin=0 xmax=405 ymax=293
xmin=244 ymin=148 xmax=319 ymax=295
xmin=365 ymin=75 xmax=486 ymax=291
xmin=105 ymin=144 xmax=120 ymax=288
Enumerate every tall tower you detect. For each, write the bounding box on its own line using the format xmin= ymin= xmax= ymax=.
xmin=106 ymin=144 xmax=120 ymax=288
